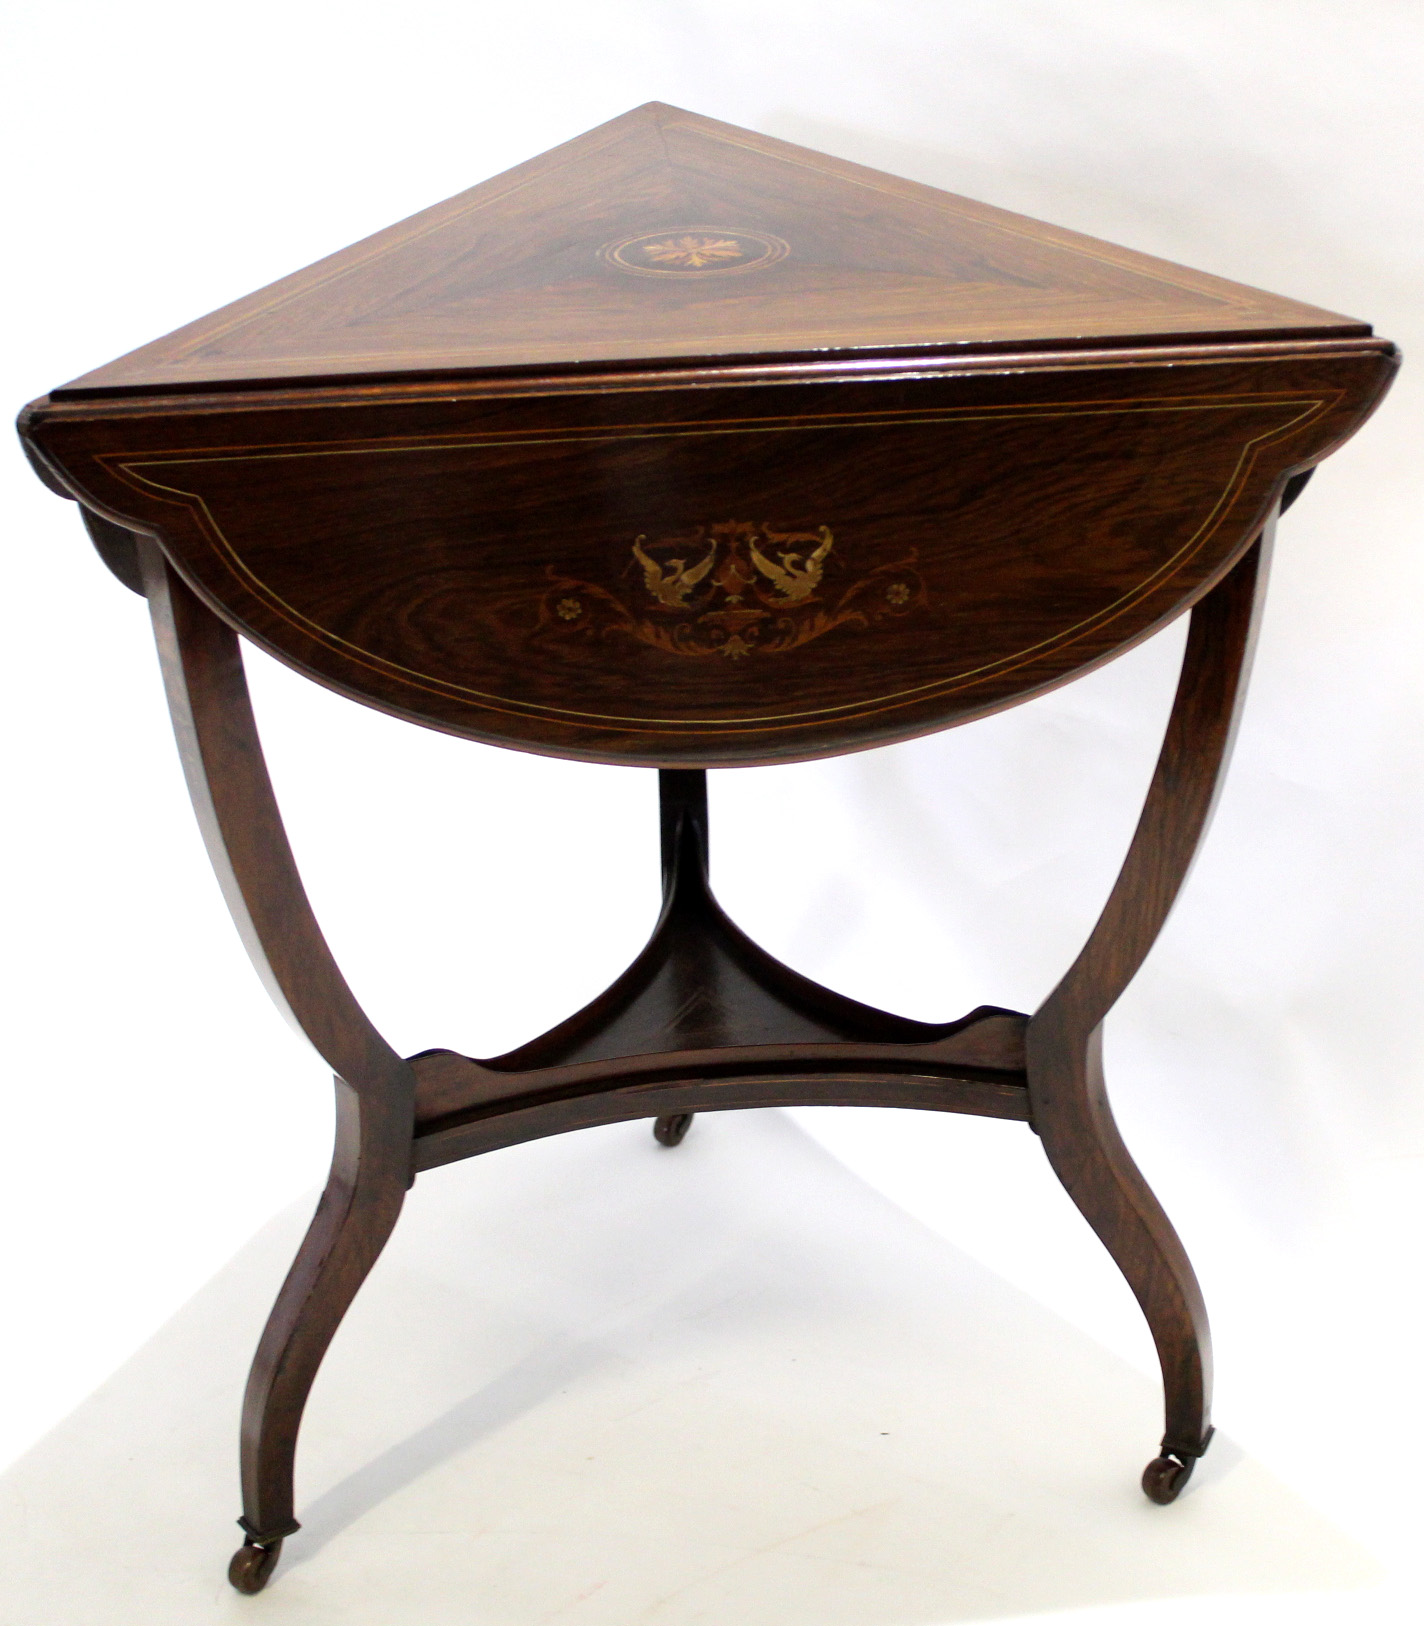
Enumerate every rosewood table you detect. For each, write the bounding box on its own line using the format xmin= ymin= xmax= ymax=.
xmin=18 ymin=103 xmax=1397 ymax=1595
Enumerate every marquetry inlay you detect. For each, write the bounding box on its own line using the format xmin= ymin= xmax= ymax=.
xmin=601 ymin=227 xmax=790 ymax=278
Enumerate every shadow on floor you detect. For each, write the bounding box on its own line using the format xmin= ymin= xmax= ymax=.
xmin=0 ymin=1109 xmax=1378 ymax=1624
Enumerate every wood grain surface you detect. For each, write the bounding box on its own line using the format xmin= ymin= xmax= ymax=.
xmin=12 ymin=102 xmax=1402 ymax=1586
xmin=23 ymin=341 xmax=1398 ymax=765
xmin=50 ymin=103 xmax=1370 ymax=397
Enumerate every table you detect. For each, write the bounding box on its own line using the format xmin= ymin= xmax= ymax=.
xmin=18 ymin=102 xmax=1398 ymax=1595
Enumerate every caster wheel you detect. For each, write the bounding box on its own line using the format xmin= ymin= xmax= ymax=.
xmin=654 ymin=1113 xmax=694 ymax=1147
xmin=1141 ymin=1453 xmax=1195 ymax=1505
xmin=228 ymin=1539 xmax=283 ymax=1594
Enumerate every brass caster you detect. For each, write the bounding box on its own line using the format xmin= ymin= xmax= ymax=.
xmin=228 ymin=1538 xmax=283 ymax=1594
xmin=653 ymin=1112 xmax=694 ymax=1147
xmin=1141 ymin=1453 xmax=1196 ymax=1505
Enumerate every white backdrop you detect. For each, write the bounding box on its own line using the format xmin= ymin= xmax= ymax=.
xmin=3 ymin=4 xmax=1422 ymax=1623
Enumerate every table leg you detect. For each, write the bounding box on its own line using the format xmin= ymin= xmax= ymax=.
xmin=139 ymin=544 xmax=416 ymax=1589
xmin=231 ymin=1078 xmax=408 ymax=1590
xmin=1027 ymin=517 xmax=1274 ymax=1501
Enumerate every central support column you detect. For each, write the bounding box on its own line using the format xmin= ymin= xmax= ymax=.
xmin=654 ymin=768 xmax=709 ymax=1146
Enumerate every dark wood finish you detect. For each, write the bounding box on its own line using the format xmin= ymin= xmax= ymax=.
xmin=51 ymin=103 xmax=1370 ymax=397
xmin=18 ymin=343 xmax=1395 ymax=766
xmin=139 ymin=541 xmax=416 ymax=1564
xmin=652 ymin=1112 xmax=695 ymax=1147
xmin=404 ymin=760 xmax=1030 ymax=1172
xmin=138 ymin=538 xmax=410 ymax=1092
xmin=15 ymin=104 xmax=1399 ymax=1592
xmin=79 ymin=508 xmax=144 ymax=594
xmin=1028 ymin=522 xmax=1272 ymax=1494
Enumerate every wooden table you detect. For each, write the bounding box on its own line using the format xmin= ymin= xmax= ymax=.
xmin=18 ymin=103 xmax=1398 ymax=1595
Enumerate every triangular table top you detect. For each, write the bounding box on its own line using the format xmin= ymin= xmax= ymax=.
xmin=56 ymin=102 xmax=1367 ymax=399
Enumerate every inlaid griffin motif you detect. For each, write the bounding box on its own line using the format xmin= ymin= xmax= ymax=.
xmin=501 ymin=520 xmax=926 ymax=660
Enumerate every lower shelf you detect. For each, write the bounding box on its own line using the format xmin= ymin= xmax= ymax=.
xmin=412 ymin=1060 xmax=1032 ymax=1172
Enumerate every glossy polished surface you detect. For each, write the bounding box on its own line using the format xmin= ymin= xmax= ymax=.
xmin=24 ymin=343 xmax=1395 ymax=765
xmin=15 ymin=102 xmax=1401 ymax=1593
xmin=21 ymin=103 xmax=1396 ymax=767
xmin=52 ymin=102 xmax=1368 ymax=397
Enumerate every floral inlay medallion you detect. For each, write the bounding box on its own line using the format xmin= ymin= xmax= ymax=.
xmin=601 ymin=228 xmax=790 ymax=278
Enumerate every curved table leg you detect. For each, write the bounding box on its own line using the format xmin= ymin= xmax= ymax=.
xmin=1027 ymin=520 xmax=1275 ymax=1501
xmin=139 ymin=543 xmax=415 ymax=1589
xmin=231 ymin=1079 xmax=409 ymax=1588
xmin=1027 ymin=1020 xmax=1214 ymax=1500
